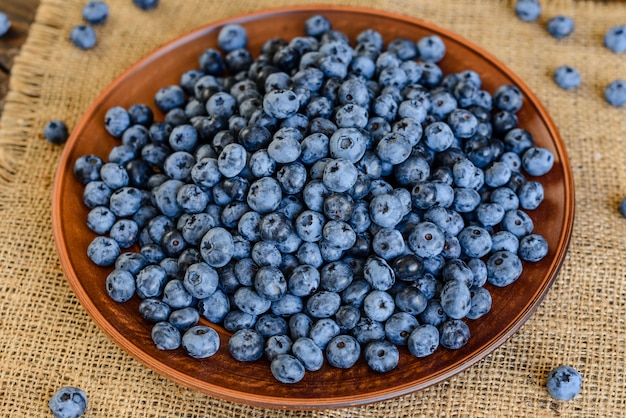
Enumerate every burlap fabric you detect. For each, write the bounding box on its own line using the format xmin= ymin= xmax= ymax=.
xmin=1 ymin=0 xmax=625 ymax=416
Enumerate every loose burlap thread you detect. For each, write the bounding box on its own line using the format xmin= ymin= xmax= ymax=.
xmin=1 ymin=0 xmax=625 ymax=416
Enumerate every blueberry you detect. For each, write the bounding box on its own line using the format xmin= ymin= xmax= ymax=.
xmin=407 ymin=221 xmax=445 ymax=258
xmin=263 ymin=89 xmax=299 ymax=119
xmin=417 ymin=35 xmax=446 ymax=62
xmin=323 ymin=192 xmax=354 ymax=221
xmin=502 ymin=209 xmax=534 ymax=237
xmin=439 ymin=319 xmax=470 ymax=349
xmin=466 ymin=286 xmax=493 ymax=320
xmin=304 ymin=14 xmax=331 ymax=37
xmin=306 ymin=291 xmax=341 ymax=318
xmin=70 ymin=24 xmax=96 ymax=50
xmin=229 ymin=328 xmax=265 ymax=362
xmin=87 ymin=236 xmax=120 ymax=267
xmin=217 ymin=24 xmax=248 ymax=53
xmin=251 ymin=241 xmax=282 ymax=267
xmin=44 ymin=120 xmax=69 ymax=145
xmin=289 ymin=337 xmax=323 ymax=372
xmin=458 ymin=226 xmax=492 ymax=258
xmin=133 ymin=0 xmax=159 ymax=9
xmin=363 ymin=255 xmax=395 ymax=291
xmin=110 ymin=219 xmax=139 ymax=249
xmin=181 ymin=262 xmax=218 ymax=299
xmin=247 ymin=177 xmax=282 ymax=214
xmin=269 ymin=354 xmax=305 ymax=384
xmin=114 ymin=252 xmax=148 ymax=275
xmin=104 ymin=269 xmax=135 ymax=302
xmin=200 ymin=227 xmax=234 ymax=268
xmin=439 ymin=280 xmax=471 ymax=319
xmin=364 ymin=340 xmax=399 ymax=373
xmin=326 ymin=335 xmax=361 ymax=369
xmin=154 ymin=85 xmax=185 ymax=112
xmin=547 ymin=16 xmax=574 ymax=39
xmin=48 ymin=386 xmax=88 ymax=418
xmin=384 ymin=311 xmax=419 ymax=346
xmin=138 ymin=298 xmax=171 ymax=323
xmin=151 ymin=321 xmax=181 ymax=350
xmin=196 ymin=288 xmax=229 ymax=323
xmin=233 ymin=286 xmax=271 ymax=316
xmin=259 ymin=212 xmax=292 ymax=243
xmin=605 ymin=80 xmax=626 ymax=107
xmin=376 ymin=132 xmax=411 ymax=165
xmin=514 ymin=0 xmax=541 ymax=22
xmin=418 ymin=299 xmax=448 ymax=327
xmin=369 ymin=193 xmax=404 ymax=228
xmin=487 ymin=250 xmax=523 ymax=287
xmin=0 ymin=12 xmax=11 ymax=37
xmin=407 ymin=324 xmax=439 ymax=359
xmin=254 ymin=314 xmax=288 ymax=338
xmin=553 ymin=66 xmax=581 ymax=90
xmin=264 ymin=335 xmax=293 ymax=362
xmin=135 ymin=264 xmax=168 ymax=299
xmin=254 ymin=266 xmax=287 ymax=302
xmin=518 ymin=180 xmax=544 ymax=210
xmin=604 ymin=25 xmax=626 ymax=54
xmin=322 ymin=158 xmax=358 ymax=193
xmin=546 ymin=365 xmax=582 ymax=401
xmin=168 ymin=306 xmax=200 ymax=331
xmin=81 ymin=1 xmax=109 ymax=25
xmin=363 ymin=290 xmax=395 ymax=322
xmin=223 ymin=310 xmax=258 ymax=332
xmin=271 ymin=294 xmax=303 ymax=317
xmin=180 ymin=325 xmax=220 ymax=359
xmin=371 ymin=227 xmax=405 ymax=260
xmin=519 ymin=233 xmax=549 ymax=262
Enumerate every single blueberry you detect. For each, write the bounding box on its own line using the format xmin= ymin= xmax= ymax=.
xmin=546 ymin=365 xmax=582 ymax=401
xmin=48 ymin=386 xmax=88 ymax=418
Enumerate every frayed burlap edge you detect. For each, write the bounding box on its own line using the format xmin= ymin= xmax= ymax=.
xmin=0 ymin=1 xmax=67 ymax=191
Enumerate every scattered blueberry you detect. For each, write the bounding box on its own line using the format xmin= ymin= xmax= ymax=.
xmin=70 ymin=25 xmax=97 ymax=50
xmin=547 ymin=16 xmax=574 ymax=39
xmin=44 ymin=120 xmax=70 ymax=145
xmin=604 ymin=25 xmax=626 ymax=54
xmin=546 ymin=365 xmax=582 ymax=400
xmin=82 ymin=1 xmax=109 ymax=24
xmin=605 ymin=80 xmax=626 ymax=107
xmin=514 ymin=0 xmax=541 ymax=22
xmin=49 ymin=386 xmax=87 ymax=418
xmin=553 ymin=66 xmax=581 ymax=90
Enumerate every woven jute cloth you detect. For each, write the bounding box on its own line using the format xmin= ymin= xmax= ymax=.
xmin=1 ymin=0 xmax=625 ymax=416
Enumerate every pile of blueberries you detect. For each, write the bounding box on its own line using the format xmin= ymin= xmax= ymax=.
xmin=73 ymin=14 xmax=555 ymax=384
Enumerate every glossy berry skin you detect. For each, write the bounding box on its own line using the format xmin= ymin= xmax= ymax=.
xmin=48 ymin=386 xmax=88 ymax=418
xmin=151 ymin=321 xmax=181 ymax=350
xmin=44 ymin=120 xmax=69 ymax=145
xmin=604 ymin=80 xmax=626 ymax=107
xmin=229 ymin=328 xmax=265 ymax=362
xmin=270 ymin=354 xmax=306 ymax=384
xmin=547 ymin=16 xmax=574 ymax=39
xmin=487 ymin=250 xmax=523 ymax=287
xmin=70 ymin=25 xmax=97 ymax=50
xmin=326 ymin=335 xmax=361 ymax=368
xmin=519 ymin=233 xmax=549 ymax=262
xmin=182 ymin=325 xmax=220 ymax=358
xmin=553 ymin=66 xmax=581 ymax=90
xmin=546 ymin=365 xmax=582 ymax=400
xmin=439 ymin=319 xmax=470 ymax=349
xmin=407 ymin=324 xmax=439 ymax=357
xmin=364 ymin=340 xmax=399 ymax=373
xmin=218 ymin=24 xmax=248 ymax=52
xmin=87 ymin=236 xmax=120 ymax=267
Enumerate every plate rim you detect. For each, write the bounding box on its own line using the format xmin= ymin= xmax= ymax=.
xmin=52 ymin=4 xmax=575 ymax=409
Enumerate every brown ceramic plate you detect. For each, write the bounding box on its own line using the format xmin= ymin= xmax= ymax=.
xmin=52 ymin=5 xmax=574 ymax=409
